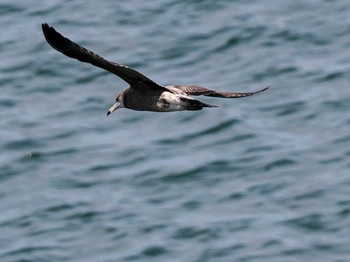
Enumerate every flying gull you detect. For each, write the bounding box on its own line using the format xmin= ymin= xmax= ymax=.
xmin=42 ymin=23 xmax=269 ymax=115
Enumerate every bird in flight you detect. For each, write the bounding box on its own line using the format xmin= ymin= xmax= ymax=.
xmin=42 ymin=23 xmax=269 ymax=115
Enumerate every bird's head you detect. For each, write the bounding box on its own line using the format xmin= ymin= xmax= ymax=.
xmin=107 ymin=93 xmax=125 ymax=116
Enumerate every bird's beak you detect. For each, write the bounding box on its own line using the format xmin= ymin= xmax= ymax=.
xmin=107 ymin=102 xmax=120 ymax=116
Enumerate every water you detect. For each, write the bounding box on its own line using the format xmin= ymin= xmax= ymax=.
xmin=1 ymin=0 xmax=350 ymax=261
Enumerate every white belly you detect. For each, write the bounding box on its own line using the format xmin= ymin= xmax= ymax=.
xmin=157 ymin=92 xmax=191 ymax=112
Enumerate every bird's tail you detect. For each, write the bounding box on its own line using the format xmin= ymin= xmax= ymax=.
xmin=180 ymin=97 xmax=218 ymax=111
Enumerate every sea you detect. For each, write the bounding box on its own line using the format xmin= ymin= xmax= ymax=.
xmin=1 ymin=0 xmax=350 ymax=261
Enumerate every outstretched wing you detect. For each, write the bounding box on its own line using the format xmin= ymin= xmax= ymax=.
xmin=169 ymin=85 xmax=269 ymax=98
xmin=42 ymin=23 xmax=164 ymax=90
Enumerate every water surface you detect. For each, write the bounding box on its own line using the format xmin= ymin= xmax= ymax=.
xmin=1 ymin=0 xmax=350 ymax=261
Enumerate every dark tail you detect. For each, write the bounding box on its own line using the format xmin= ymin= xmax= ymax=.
xmin=180 ymin=97 xmax=218 ymax=111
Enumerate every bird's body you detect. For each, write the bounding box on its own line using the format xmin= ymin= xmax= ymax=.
xmin=41 ymin=23 xmax=269 ymax=115
xmin=119 ymin=87 xmax=216 ymax=112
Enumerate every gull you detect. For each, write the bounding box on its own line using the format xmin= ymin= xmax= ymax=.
xmin=42 ymin=23 xmax=269 ymax=115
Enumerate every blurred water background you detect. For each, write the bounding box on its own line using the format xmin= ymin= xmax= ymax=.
xmin=1 ymin=0 xmax=350 ymax=261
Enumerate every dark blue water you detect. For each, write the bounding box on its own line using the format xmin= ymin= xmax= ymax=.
xmin=1 ymin=1 xmax=350 ymax=261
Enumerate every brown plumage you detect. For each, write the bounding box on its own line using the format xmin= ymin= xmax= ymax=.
xmin=42 ymin=23 xmax=269 ymax=115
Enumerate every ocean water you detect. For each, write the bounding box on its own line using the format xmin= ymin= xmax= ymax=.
xmin=1 ymin=0 xmax=350 ymax=261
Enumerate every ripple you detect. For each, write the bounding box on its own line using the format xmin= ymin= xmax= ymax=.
xmin=323 ymin=97 xmax=350 ymax=110
xmin=181 ymin=200 xmax=202 ymax=210
xmin=87 ymin=155 xmax=147 ymax=172
xmin=271 ymin=29 xmax=330 ymax=45
xmin=3 ymin=138 xmax=44 ymax=150
xmin=213 ymin=26 xmax=266 ymax=53
xmin=44 ymin=203 xmax=81 ymax=214
xmin=292 ymin=189 xmax=325 ymax=201
xmin=157 ymin=119 xmax=240 ymax=145
xmin=319 ymin=71 xmax=346 ymax=82
xmin=199 ymin=244 xmax=245 ymax=260
xmin=142 ymin=246 xmax=168 ymax=257
xmin=0 ymin=3 xmax=24 ymax=15
xmin=172 ymin=226 xmax=218 ymax=240
xmin=252 ymin=65 xmax=298 ymax=81
xmin=0 ymin=98 xmax=15 ymax=107
xmin=199 ymin=133 xmax=256 ymax=149
xmin=284 ymin=214 xmax=329 ymax=231
xmin=65 ymin=210 xmax=101 ymax=223
xmin=262 ymin=159 xmax=296 ymax=171
xmin=2 ymin=245 xmax=61 ymax=258
xmin=158 ymin=160 xmax=232 ymax=183
xmin=248 ymin=182 xmax=286 ymax=195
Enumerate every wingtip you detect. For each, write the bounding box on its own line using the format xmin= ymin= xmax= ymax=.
xmin=41 ymin=23 xmax=68 ymax=54
xmin=42 ymin=23 xmax=57 ymax=36
xmin=42 ymin=23 xmax=52 ymax=38
xmin=257 ymin=86 xmax=270 ymax=93
xmin=41 ymin=23 xmax=50 ymax=32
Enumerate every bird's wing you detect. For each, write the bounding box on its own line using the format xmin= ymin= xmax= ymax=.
xmin=170 ymin=85 xmax=269 ymax=98
xmin=42 ymin=23 xmax=164 ymax=90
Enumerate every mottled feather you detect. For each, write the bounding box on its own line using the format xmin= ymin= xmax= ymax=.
xmin=167 ymin=85 xmax=269 ymax=98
